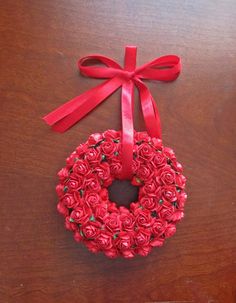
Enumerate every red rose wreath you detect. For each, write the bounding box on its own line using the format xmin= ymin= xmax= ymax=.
xmin=43 ymin=46 xmax=187 ymax=258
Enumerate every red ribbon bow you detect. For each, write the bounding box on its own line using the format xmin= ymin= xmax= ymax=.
xmin=43 ymin=46 xmax=181 ymax=179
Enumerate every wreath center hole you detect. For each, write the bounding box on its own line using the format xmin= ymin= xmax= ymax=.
xmin=108 ymin=180 xmax=139 ymax=207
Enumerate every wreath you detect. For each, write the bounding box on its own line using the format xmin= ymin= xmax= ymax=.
xmin=56 ymin=129 xmax=187 ymax=258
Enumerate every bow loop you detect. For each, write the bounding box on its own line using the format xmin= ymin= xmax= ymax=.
xmin=136 ymin=55 xmax=181 ymax=81
xmin=78 ymin=54 xmax=122 ymax=79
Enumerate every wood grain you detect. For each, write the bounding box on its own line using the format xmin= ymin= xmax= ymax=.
xmin=0 ymin=0 xmax=236 ymax=302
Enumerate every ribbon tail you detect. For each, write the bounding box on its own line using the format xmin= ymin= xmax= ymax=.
xmin=120 ymin=46 xmax=137 ymax=180
xmin=120 ymin=80 xmax=134 ymax=180
xmin=135 ymin=79 xmax=162 ymax=139
xmin=43 ymin=77 xmax=122 ymax=132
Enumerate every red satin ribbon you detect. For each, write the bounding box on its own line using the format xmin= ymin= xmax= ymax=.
xmin=43 ymin=46 xmax=181 ymax=180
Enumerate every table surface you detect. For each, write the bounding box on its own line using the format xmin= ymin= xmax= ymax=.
xmin=1 ymin=1 xmax=236 ymax=302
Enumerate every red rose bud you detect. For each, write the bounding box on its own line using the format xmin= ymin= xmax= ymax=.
xmin=74 ymin=230 xmax=84 ymax=243
xmin=122 ymin=249 xmax=135 ymax=258
xmin=159 ymin=166 xmax=176 ymax=185
xmin=95 ymin=162 xmax=111 ymax=181
xmin=73 ymin=160 xmax=90 ymax=175
xmin=85 ymin=241 xmax=100 ymax=253
xmin=65 ymin=216 xmax=77 ymax=231
xmin=137 ymin=245 xmax=151 ymax=256
xmin=137 ymin=165 xmax=153 ymax=181
xmin=104 ymin=248 xmax=119 ymax=258
xmin=85 ymin=148 xmax=100 ymax=163
xmin=137 ymin=142 xmax=154 ymax=160
xmin=70 ymin=207 xmax=90 ymax=224
xmin=110 ymin=161 xmax=122 ymax=177
xmin=85 ymin=192 xmax=100 ymax=208
xmin=152 ymin=219 xmax=167 ymax=236
xmin=57 ymin=202 xmax=69 ymax=217
xmin=120 ymin=213 xmax=135 ymax=231
xmin=99 ymin=188 xmax=109 ymax=201
xmin=56 ymin=184 xmax=65 ymax=198
xmin=101 ymin=140 xmax=117 ymax=157
xmin=103 ymin=129 xmax=120 ymax=140
xmin=151 ymin=152 xmax=166 ymax=168
xmin=76 ymin=144 xmax=88 ymax=157
xmin=178 ymin=192 xmax=187 ymax=208
xmin=151 ymin=137 xmax=163 ymax=149
xmin=141 ymin=182 xmax=157 ymax=195
xmin=134 ymin=228 xmax=151 ymax=247
xmin=66 ymin=151 xmax=79 ymax=166
xmin=163 ymin=147 xmax=176 ymax=160
xmin=136 ymin=210 xmax=153 ymax=227
xmin=87 ymin=133 xmax=103 ymax=145
xmin=160 ymin=204 xmax=175 ymax=221
xmin=140 ymin=196 xmax=157 ymax=211
xmin=135 ymin=131 xmax=150 ymax=142
xmin=162 ymin=186 xmax=177 ymax=203
xmin=165 ymin=224 xmax=176 ymax=238
xmin=131 ymin=176 xmax=143 ymax=186
xmin=96 ymin=233 xmax=113 ymax=250
xmin=115 ymin=232 xmax=133 ymax=251
xmin=85 ymin=176 xmax=101 ymax=192
xmin=104 ymin=213 xmax=121 ymax=233
xmin=94 ymin=203 xmax=108 ymax=221
xmin=150 ymin=237 xmax=164 ymax=247
xmin=68 ymin=177 xmax=84 ymax=191
xmin=82 ymin=222 xmax=101 ymax=239
xmin=176 ymin=174 xmax=187 ymax=189
xmin=61 ymin=194 xmax=77 ymax=208
xmin=57 ymin=167 xmax=70 ymax=181
xmin=171 ymin=160 xmax=183 ymax=173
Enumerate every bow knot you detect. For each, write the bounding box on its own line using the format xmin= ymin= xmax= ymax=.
xmin=43 ymin=46 xmax=181 ymax=179
xmin=122 ymin=70 xmax=136 ymax=80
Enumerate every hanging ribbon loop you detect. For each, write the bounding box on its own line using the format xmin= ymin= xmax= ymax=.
xmin=43 ymin=46 xmax=181 ymax=179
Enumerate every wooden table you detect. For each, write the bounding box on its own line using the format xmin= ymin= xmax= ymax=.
xmin=1 ymin=1 xmax=235 ymax=302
